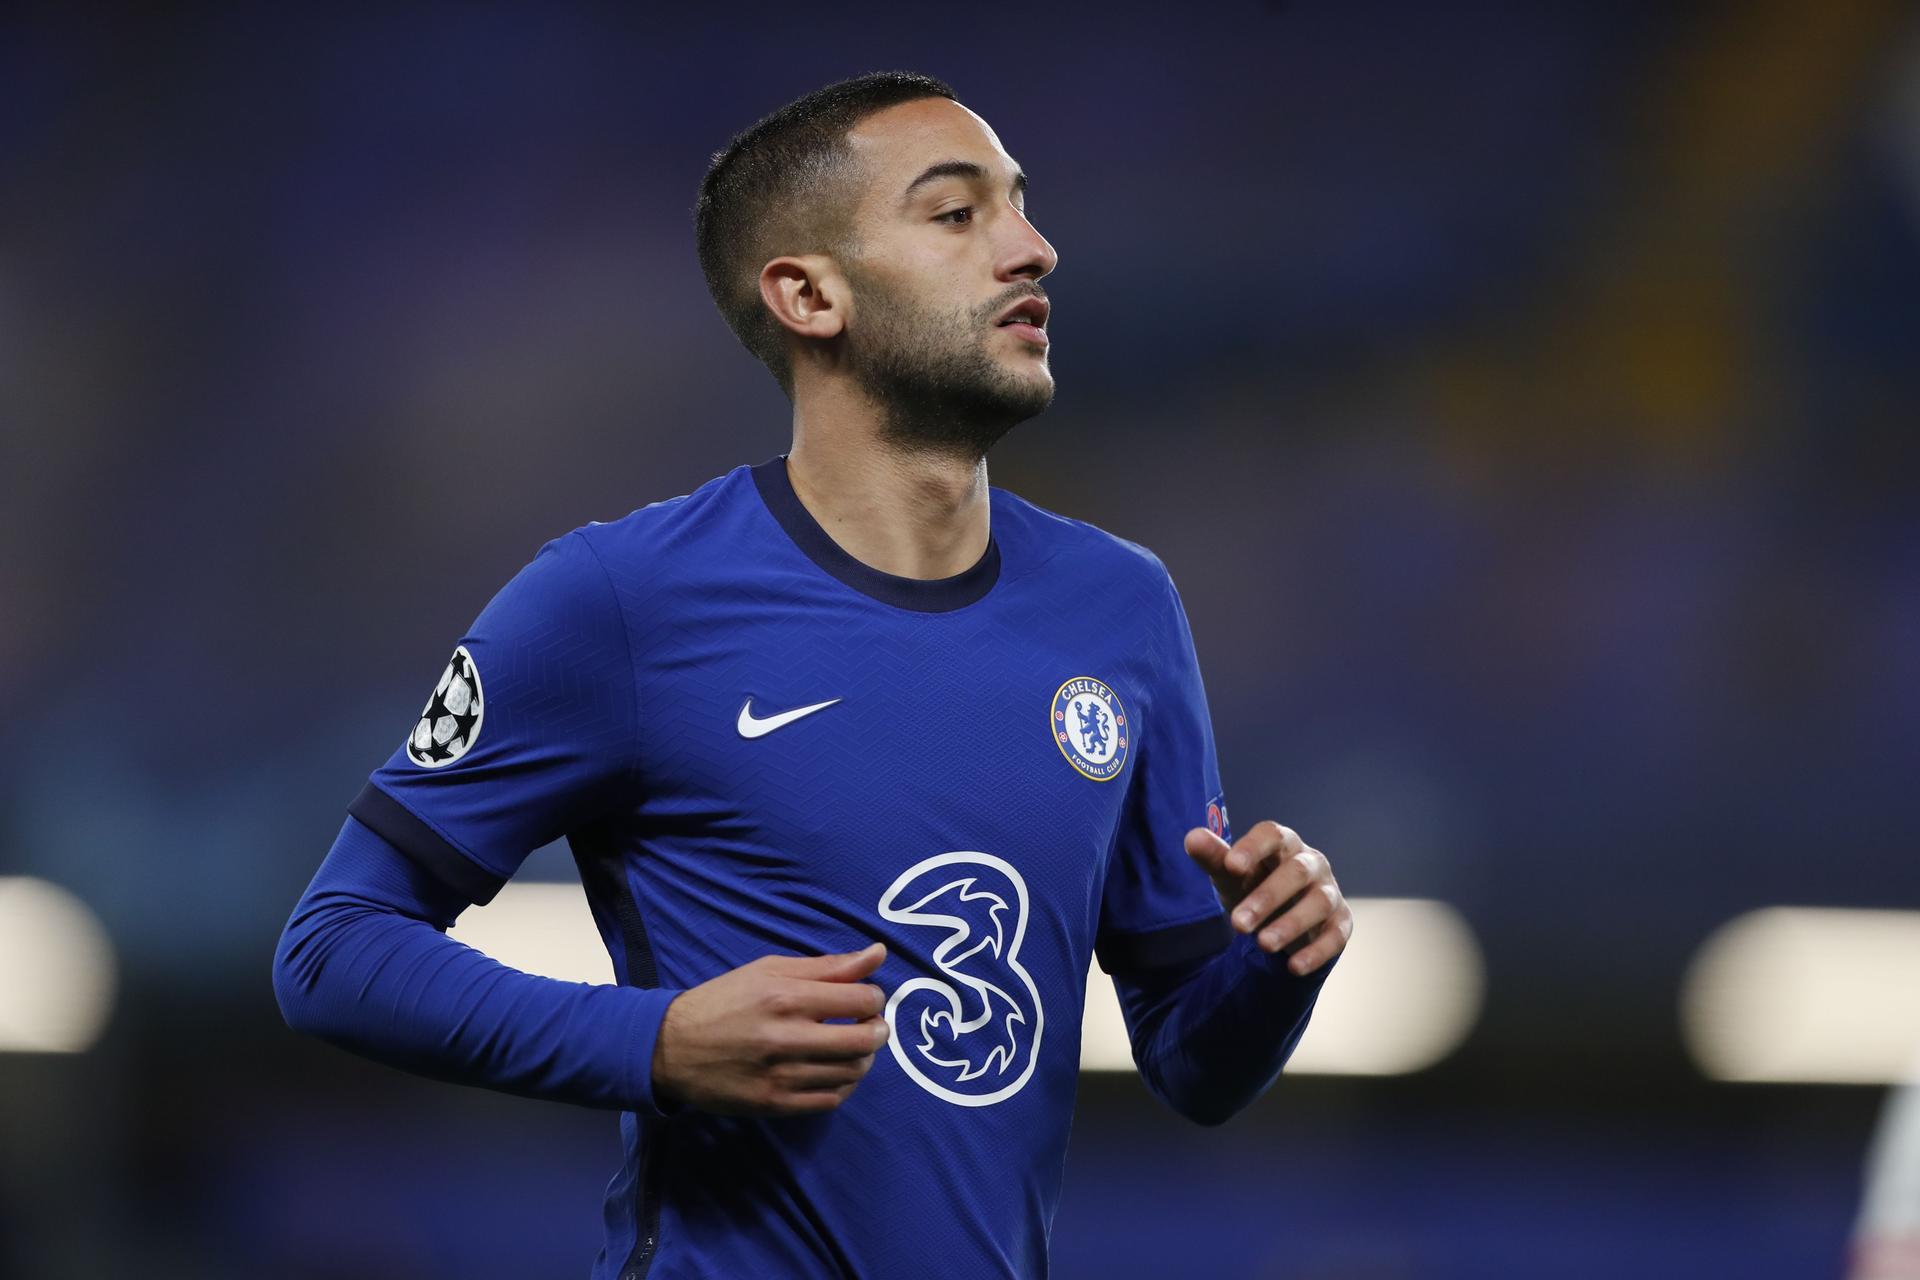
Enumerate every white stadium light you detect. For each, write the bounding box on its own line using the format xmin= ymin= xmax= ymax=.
xmin=1083 ymin=896 xmax=1484 ymax=1076
xmin=0 ymin=877 xmax=118 ymax=1054
xmin=449 ymin=883 xmax=613 ymax=985
xmin=452 ymin=887 xmax=1485 ymax=1079
xmin=1683 ymin=907 xmax=1920 ymax=1084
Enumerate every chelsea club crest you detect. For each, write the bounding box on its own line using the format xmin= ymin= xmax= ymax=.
xmin=1050 ymin=676 xmax=1128 ymax=782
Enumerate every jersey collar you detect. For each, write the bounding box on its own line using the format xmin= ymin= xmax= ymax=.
xmin=750 ymin=455 xmax=1002 ymax=613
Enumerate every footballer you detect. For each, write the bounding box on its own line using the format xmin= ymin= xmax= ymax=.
xmin=275 ymin=71 xmax=1351 ymax=1279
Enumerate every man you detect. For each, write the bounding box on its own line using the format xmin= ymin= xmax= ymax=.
xmin=274 ymin=70 xmax=1352 ymax=1280
xmin=1853 ymin=1067 xmax=1920 ymax=1279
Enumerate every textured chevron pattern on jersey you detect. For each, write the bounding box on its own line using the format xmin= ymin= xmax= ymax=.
xmin=360 ymin=459 xmax=1230 ymax=1280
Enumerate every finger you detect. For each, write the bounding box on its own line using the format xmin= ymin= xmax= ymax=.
xmin=760 ymin=942 xmax=886 ymax=981
xmin=781 ymin=979 xmax=888 ymax=1022
xmin=1224 ymin=820 xmax=1304 ymax=877
xmin=1227 ymin=848 xmax=1323 ymax=934
xmin=1282 ymin=903 xmax=1354 ymax=975
xmin=1256 ymin=880 xmax=1342 ymax=956
xmin=774 ymin=1053 xmax=878 ymax=1092
xmin=771 ymin=1081 xmax=862 ymax=1115
xmin=1183 ymin=826 xmax=1232 ymax=872
xmin=776 ymin=1016 xmax=891 ymax=1062
xmin=1183 ymin=827 xmax=1243 ymax=899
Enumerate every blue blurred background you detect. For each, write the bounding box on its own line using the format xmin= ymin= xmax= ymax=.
xmin=3 ymin=2 xmax=1917 ymax=1276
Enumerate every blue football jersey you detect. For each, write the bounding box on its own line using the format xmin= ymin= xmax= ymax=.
xmin=351 ymin=457 xmax=1234 ymax=1280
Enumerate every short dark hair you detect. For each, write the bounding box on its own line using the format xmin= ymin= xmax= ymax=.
xmin=695 ymin=71 xmax=957 ymax=398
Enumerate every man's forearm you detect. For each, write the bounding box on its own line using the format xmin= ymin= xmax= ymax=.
xmin=1116 ymin=930 xmax=1332 ymax=1126
xmin=273 ymin=817 xmax=681 ymax=1114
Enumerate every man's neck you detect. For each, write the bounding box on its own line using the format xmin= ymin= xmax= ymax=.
xmin=784 ymin=425 xmax=990 ymax=582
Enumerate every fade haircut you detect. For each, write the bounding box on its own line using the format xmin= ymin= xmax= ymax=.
xmin=695 ymin=71 xmax=957 ymax=398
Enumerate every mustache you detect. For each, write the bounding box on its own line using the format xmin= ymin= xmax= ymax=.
xmin=982 ymin=284 xmax=1048 ymax=323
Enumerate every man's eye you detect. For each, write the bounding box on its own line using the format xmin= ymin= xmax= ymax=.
xmin=935 ymin=206 xmax=974 ymax=226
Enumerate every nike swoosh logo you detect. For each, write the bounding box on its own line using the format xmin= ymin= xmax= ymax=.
xmin=737 ymin=697 xmax=842 ymax=739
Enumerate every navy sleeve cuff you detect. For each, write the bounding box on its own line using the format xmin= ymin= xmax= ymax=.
xmin=626 ymin=985 xmax=689 ymax=1118
xmin=348 ymin=781 xmax=508 ymax=906
xmin=1095 ymin=912 xmax=1232 ymax=976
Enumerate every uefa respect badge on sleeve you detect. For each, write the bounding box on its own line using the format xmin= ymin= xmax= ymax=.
xmin=1205 ymin=792 xmax=1233 ymax=844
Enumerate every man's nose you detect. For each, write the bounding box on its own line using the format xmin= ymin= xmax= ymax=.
xmin=998 ymin=207 xmax=1058 ymax=281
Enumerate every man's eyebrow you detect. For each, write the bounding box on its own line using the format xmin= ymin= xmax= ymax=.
xmin=899 ymin=160 xmax=1028 ymax=206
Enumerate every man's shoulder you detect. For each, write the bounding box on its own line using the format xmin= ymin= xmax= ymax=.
xmin=482 ymin=464 xmax=757 ymax=622
xmin=568 ymin=463 xmax=755 ymax=559
xmin=992 ymin=484 xmax=1173 ymax=592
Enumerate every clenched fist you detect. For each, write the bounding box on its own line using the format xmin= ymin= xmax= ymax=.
xmin=1184 ymin=821 xmax=1352 ymax=976
xmin=652 ymin=943 xmax=891 ymax=1115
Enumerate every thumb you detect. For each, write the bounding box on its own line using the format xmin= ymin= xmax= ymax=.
xmin=767 ymin=941 xmax=886 ymax=981
xmin=1184 ymin=827 xmax=1240 ymax=895
xmin=1184 ymin=826 xmax=1232 ymax=871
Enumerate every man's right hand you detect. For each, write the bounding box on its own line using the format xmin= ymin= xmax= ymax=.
xmin=651 ymin=942 xmax=891 ymax=1115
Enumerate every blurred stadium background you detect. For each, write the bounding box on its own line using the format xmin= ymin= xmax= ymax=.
xmin=4 ymin=3 xmax=1918 ymax=1276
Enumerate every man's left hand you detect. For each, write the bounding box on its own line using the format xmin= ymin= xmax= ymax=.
xmin=1183 ymin=821 xmax=1352 ymax=976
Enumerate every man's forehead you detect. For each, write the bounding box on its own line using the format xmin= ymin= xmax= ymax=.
xmin=846 ymin=98 xmax=1016 ymax=185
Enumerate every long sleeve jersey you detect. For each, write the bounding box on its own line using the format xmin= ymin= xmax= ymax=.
xmin=275 ymin=457 xmax=1332 ymax=1279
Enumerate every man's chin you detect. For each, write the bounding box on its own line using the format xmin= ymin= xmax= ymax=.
xmin=872 ymin=385 xmax=1051 ymax=460
xmin=989 ymin=356 xmax=1054 ymax=410
xmin=979 ymin=378 xmax=1053 ymax=427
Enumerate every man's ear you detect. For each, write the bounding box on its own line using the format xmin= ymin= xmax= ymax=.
xmin=759 ymin=255 xmax=847 ymax=341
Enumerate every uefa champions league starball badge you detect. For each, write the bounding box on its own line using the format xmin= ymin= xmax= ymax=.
xmin=406 ymin=645 xmax=485 ymax=767
xmin=1050 ymin=676 xmax=1128 ymax=781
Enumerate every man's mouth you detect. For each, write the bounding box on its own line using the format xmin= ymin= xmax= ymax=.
xmin=994 ymin=296 xmax=1050 ymax=345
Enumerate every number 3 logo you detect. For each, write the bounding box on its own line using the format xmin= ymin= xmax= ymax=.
xmin=876 ymin=852 xmax=1045 ymax=1107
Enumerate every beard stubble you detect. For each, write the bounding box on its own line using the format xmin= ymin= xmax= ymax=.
xmin=842 ymin=267 xmax=1054 ymax=462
